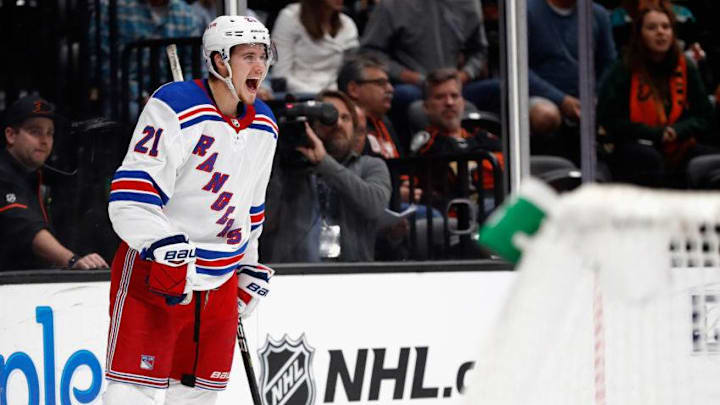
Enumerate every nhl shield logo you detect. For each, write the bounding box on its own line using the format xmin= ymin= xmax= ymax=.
xmin=692 ymin=292 xmax=720 ymax=353
xmin=259 ymin=334 xmax=315 ymax=405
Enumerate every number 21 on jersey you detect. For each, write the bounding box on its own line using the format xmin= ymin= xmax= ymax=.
xmin=134 ymin=125 xmax=163 ymax=157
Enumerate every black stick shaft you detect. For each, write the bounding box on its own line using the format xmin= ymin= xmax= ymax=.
xmin=237 ymin=318 xmax=263 ymax=405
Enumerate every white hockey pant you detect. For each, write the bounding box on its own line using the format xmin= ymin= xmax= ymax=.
xmin=103 ymin=379 xmax=219 ymax=404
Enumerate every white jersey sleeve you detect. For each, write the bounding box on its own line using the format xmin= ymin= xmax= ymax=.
xmin=108 ymin=97 xmax=189 ymax=252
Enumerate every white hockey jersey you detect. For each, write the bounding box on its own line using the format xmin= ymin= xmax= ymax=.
xmin=108 ymin=79 xmax=278 ymax=291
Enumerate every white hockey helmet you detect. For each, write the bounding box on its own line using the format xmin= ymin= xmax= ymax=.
xmin=202 ymin=15 xmax=277 ymax=99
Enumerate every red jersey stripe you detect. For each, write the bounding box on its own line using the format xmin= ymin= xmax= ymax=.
xmin=111 ymin=180 xmax=158 ymax=195
xmin=196 ymin=252 xmax=245 ymax=268
xmin=254 ymin=116 xmax=278 ymax=132
xmin=179 ymin=106 xmax=220 ymax=121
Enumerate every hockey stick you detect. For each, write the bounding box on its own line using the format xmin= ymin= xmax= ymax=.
xmin=237 ymin=317 xmax=263 ymax=405
xmin=165 ymin=45 xmax=264 ymax=404
xmin=166 ymin=44 xmax=184 ymax=82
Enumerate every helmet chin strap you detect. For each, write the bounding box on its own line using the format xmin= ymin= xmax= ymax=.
xmin=209 ymin=60 xmax=240 ymax=102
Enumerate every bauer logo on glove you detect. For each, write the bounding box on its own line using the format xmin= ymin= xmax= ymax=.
xmin=162 ymin=248 xmax=196 ymax=264
xmin=141 ymin=235 xmax=197 ymax=305
xmin=246 ymin=281 xmax=269 ymax=296
xmin=237 ymin=264 xmax=274 ymax=318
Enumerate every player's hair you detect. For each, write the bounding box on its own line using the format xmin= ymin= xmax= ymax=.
xmin=422 ymin=68 xmax=462 ymax=100
xmin=337 ymin=53 xmax=388 ymax=93
xmin=317 ymin=89 xmax=359 ymax=131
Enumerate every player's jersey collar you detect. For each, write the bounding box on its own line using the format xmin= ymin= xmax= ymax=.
xmin=194 ymin=79 xmax=256 ymax=133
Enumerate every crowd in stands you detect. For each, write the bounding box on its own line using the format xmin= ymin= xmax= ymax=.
xmin=2 ymin=0 xmax=720 ymax=270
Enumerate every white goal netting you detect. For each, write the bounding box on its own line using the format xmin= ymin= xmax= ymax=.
xmin=467 ymin=183 xmax=720 ymax=405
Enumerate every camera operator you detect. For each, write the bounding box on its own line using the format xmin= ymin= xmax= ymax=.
xmin=261 ymin=90 xmax=391 ymax=262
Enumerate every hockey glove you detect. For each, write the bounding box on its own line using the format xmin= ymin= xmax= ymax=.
xmin=142 ymin=235 xmax=196 ymax=305
xmin=237 ymin=264 xmax=275 ymax=319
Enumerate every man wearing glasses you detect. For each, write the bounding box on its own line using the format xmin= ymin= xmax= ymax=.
xmin=0 ymin=95 xmax=108 ymax=270
xmin=338 ymin=54 xmax=404 ymax=159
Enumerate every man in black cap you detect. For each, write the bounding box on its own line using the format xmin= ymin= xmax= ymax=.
xmin=0 ymin=95 xmax=108 ymax=271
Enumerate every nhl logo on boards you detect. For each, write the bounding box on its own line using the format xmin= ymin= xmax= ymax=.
xmin=692 ymin=293 xmax=720 ymax=354
xmin=259 ymin=334 xmax=315 ymax=405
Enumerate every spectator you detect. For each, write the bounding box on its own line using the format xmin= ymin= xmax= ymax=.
xmin=609 ymin=0 xmax=709 ymax=94
xmin=271 ymin=0 xmax=359 ymax=95
xmin=526 ymin=0 xmax=616 ymax=137
xmin=191 ymin=1 xmax=268 ymax=32
xmin=190 ymin=0 xmax=217 ymax=31
xmin=345 ymin=0 xmax=380 ymax=35
xmin=0 ymin=95 xmax=109 ymax=270
xmin=347 ymin=95 xmax=409 ymax=260
xmin=261 ymin=90 xmax=391 ymax=262
xmin=411 ymin=68 xmax=503 ymax=210
xmin=610 ymin=0 xmax=702 ymax=57
xmin=597 ymin=4 xmax=717 ymax=187
xmin=89 ymin=0 xmax=200 ymax=116
xmin=338 ymin=54 xmax=403 ymax=159
xmin=352 ymin=103 xmax=368 ymax=154
xmin=338 ymin=53 xmax=426 ymax=250
xmin=360 ymin=0 xmax=490 ymax=146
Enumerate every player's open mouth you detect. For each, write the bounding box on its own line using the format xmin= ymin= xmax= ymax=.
xmin=246 ymin=79 xmax=259 ymax=92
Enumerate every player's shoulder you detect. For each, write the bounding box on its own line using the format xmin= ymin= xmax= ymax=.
xmin=249 ymin=99 xmax=279 ymax=140
xmin=252 ymin=99 xmax=277 ymax=123
xmin=151 ymin=80 xmax=213 ymax=115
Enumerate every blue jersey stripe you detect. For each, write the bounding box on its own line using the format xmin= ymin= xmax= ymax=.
xmin=109 ymin=192 xmax=163 ymax=206
xmin=249 ymin=203 xmax=265 ymax=214
xmin=239 ymin=268 xmax=271 ymax=282
xmin=113 ymin=170 xmax=169 ymax=204
xmin=195 ymin=240 xmax=248 ymax=260
xmin=249 ymin=123 xmax=278 ymax=139
xmin=250 ymin=223 xmax=262 ymax=232
xmin=180 ymin=115 xmax=224 ymax=129
xmin=196 ymin=264 xmax=237 ymax=276
xmin=252 ymin=98 xmax=277 ymax=123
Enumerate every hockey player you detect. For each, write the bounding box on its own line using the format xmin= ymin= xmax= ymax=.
xmin=103 ymin=15 xmax=278 ymax=404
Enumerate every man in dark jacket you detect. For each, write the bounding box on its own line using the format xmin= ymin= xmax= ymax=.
xmin=261 ymin=90 xmax=392 ymax=262
xmin=411 ymin=68 xmax=503 ymax=211
xmin=0 ymin=95 xmax=108 ymax=270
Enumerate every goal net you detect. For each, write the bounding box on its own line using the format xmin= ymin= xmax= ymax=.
xmin=468 ymin=182 xmax=720 ymax=404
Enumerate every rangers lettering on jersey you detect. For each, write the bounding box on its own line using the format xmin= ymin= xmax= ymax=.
xmin=109 ymin=79 xmax=278 ymax=291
